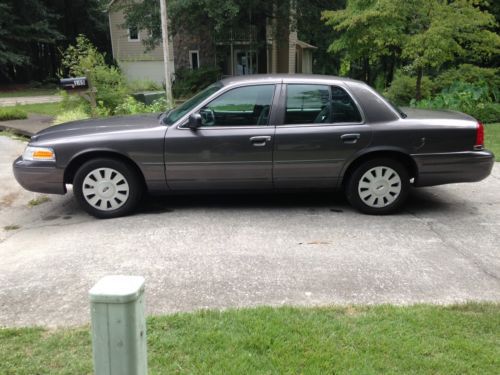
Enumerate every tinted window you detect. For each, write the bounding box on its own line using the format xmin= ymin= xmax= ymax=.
xmin=199 ymin=85 xmax=274 ymax=126
xmin=331 ymin=86 xmax=362 ymax=123
xmin=285 ymin=84 xmax=330 ymax=125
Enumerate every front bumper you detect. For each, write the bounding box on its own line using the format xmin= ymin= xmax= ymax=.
xmin=12 ymin=156 xmax=66 ymax=194
xmin=413 ymin=150 xmax=495 ymax=187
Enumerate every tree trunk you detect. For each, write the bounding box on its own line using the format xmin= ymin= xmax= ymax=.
xmin=415 ymin=68 xmax=423 ymax=101
xmin=364 ymin=57 xmax=370 ymax=84
xmin=385 ymin=53 xmax=395 ymax=88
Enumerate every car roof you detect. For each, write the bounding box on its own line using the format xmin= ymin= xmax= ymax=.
xmin=220 ymin=74 xmax=364 ymax=87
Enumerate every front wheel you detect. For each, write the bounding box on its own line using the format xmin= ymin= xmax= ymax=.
xmin=73 ymin=158 xmax=143 ymax=219
xmin=345 ymin=158 xmax=410 ymax=215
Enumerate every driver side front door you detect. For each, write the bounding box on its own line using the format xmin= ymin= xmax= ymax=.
xmin=164 ymin=84 xmax=279 ymax=191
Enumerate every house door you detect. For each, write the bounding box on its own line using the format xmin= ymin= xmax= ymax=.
xmin=234 ymin=50 xmax=258 ymax=75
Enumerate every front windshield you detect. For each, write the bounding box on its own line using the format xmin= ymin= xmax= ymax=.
xmin=163 ymin=83 xmax=223 ymax=125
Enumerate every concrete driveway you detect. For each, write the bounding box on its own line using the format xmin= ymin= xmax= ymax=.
xmin=1 ymin=135 xmax=499 ymax=327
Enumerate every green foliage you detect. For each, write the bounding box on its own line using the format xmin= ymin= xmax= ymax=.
xmin=0 ymin=1 xmax=62 ymax=77
xmin=127 ymin=80 xmax=163 ymax=92
xmin=0 ymin=0 xmax=108 ymax=83
xmin=0 ymin=107 xmax=28 ymax=121
xmin=173 ymin=66 xmax=221 ymax=99
xmin=322 ymin=0 xmax=500 ymax=94
xmin=412 ymin=82 xmax=500 ymax=123
xmin=115 ymin=96 xmax=169 ymax=115
xmin=53 ymin=108 xmax=90 ymax=125
xmin=61 ymin=35 xmax=129 ymax=115
xmin=434 ymin=64 xmax=500 ymax=97
xmin=385 ymin=73 xmax=433 ymax=106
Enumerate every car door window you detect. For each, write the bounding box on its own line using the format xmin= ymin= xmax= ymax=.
xmin=331 ymin=86 xmax=362 ymax=123
xmin=285 ymin=84 xmax=330 ymax=125
xmin=199 ymin=85 xmax=275 ymax=127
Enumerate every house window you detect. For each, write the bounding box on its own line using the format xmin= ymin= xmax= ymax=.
xmin=189 ymin=50 xmax=200 ymax=70
xmin=128 ymin=26 xmax=139 ymax=41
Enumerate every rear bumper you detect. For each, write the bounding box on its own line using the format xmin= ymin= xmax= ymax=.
xmin=12 ymin=156 xmax=66 ymax=194
xmin=413 ymin=150 xmax=495 ymax=187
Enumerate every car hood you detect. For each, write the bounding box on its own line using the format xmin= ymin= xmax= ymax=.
xmin=31 ymin=114 xmax=163 ymax=142
xmin=401 ymin=107 xmax=476 ymax=121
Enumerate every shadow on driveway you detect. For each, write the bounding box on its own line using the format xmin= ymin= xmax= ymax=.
xmin=137 ymin=187 xmax=452 ymax=216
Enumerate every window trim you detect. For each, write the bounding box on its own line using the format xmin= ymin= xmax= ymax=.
xmin=178 ymin=83 xmax=278 ymax=130
xmin=279 ymin=83 xmax=366 ymax=127
xmin=189 ymin=50 xmax=200 ymax=70
xmin=128 ymin=26 xmax=140 ymax=42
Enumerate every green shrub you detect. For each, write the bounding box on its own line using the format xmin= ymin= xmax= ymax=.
xmin=435 ymin=64 xmax=500 ymax=97
xmin=128 ymin=80 xmax=163 ymax=92
xmin=0 ymin=107 xmax=28 ymax=121
xmin=173 ymin=66 xmax=221 ymax=99
xmin=114 ymin=96 xmax=169 ymax=115
xmin=61 ymin=35 xmax=128 ymax=115
xmin=384 ymin=73 xmax=433 ymax=106
xmin=412 ymin=82 xmax=500 ymax=123
xmin=53 ymin=108 xmax=90 ymax=125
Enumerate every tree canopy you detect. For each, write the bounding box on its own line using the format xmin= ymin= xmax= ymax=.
xmin=322 ymin=0 xmax=500 ymax=98
xmin=0 ymin=0 xmax=111 ymax=83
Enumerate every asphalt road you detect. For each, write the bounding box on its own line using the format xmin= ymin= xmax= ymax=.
xmin=1 ymin=136 xmax=499 ymax=327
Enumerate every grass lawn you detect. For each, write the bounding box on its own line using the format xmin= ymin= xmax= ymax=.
xmin=1 ymin=102 xmax=62 ymax=117
xmin=485 ymin=123 xmax=500 ymax=161
xmin=0 ymin=88 xmax=58 ymax=98
xmin=1 ymin=304 xmax=499 ymax=374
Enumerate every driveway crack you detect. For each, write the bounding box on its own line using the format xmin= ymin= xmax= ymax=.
xmin=405 ymin=209 xmax=500 ymax=282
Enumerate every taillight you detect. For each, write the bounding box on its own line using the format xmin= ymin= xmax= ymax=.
xmin=475 ymin=121 xmax=484 ymax=149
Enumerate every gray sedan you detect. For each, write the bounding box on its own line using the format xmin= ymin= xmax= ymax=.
xmin=13 ymin=74 xmax=495 ymax=218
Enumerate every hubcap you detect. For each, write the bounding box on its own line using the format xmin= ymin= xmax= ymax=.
xmin=358 ymin=166 xmax=401 ymax=208
xmin=82 ymin=168 xmax=130 ymax=211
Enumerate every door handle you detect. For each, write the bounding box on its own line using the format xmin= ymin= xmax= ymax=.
xmin=250 ymin=136 xmax=272 ymax=147
xmin=340 ymin=133 xmax=361 ymax=144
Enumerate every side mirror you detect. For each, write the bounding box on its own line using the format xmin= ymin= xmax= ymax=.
xmin=187 ymin=113 xmax=202 ymax=130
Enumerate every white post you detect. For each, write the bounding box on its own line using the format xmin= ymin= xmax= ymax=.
xmin=160 ymin=0 xmax=173 ymax=106
xmin=89 ymin=276 xmax=147 ymax=375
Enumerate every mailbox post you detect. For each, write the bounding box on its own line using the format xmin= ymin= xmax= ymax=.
xmin=60 ymin=74 xmax=97 ymax=115
xmin=89 ymin=275 xmax=147 ymax=375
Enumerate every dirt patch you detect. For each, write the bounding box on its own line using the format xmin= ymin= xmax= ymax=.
xmin=0 ymin=192 xmax=20 ymax=208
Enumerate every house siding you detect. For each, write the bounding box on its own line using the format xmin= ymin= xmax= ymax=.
xmin=108 ymin=9 xmax=164 ymax=61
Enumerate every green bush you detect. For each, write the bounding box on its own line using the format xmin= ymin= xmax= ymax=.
xmin=412 ymin=82 xmax=500 ymax=123
xmin=384 ymin=73 xmax=433 ymax=106
xmin=173 ymin=66 xmax=221 ymax=99
xmin=61 ymin=35 xmax=128 ymax=115
xmin=0 ymin=107 xmax=28 ymax=121
xmin=435 ymin=64 xmax=500 ymax=96
xmin=128 ymin=80 xmax=163 ymax=92
xmin=53 ymin=108 xmax=90 ymax=125
xmin=114 ymin=96 xmax=169 ymax=115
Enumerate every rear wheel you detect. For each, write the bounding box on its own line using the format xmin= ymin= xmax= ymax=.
xmin=73 ymin=158 xmax=143 ymax=218
xmin=346 ymin=158 xmax=410 ymax=215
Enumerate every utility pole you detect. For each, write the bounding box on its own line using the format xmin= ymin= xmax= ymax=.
xmin=160 ymin=0 xmax=173 ymax=106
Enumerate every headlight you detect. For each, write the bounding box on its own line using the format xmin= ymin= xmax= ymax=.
xmin=22 ymin=146 xmax=56 ymax=161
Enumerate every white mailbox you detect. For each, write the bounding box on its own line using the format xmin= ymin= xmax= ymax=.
xmin=89 ymin=275 xmax=147 ymax=375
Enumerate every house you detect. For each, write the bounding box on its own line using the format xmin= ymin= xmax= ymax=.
xmin=107 ymin=1 xmax=316 ymax=85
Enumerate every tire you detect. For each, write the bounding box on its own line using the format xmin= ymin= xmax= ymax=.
xmin=73 ymin=158 xmax=143 ymax=219
xmin=345 ymin=158 xmax=410 ymax=215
